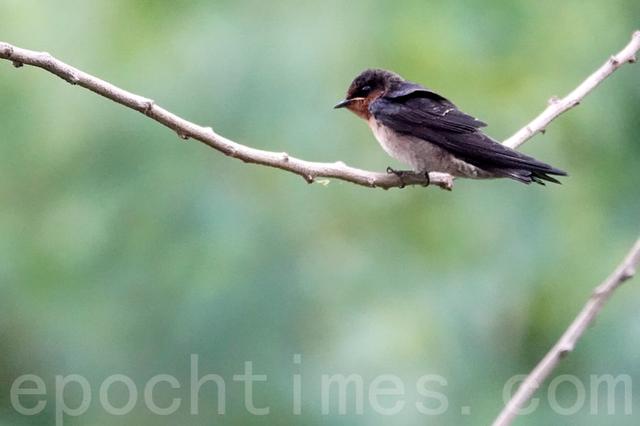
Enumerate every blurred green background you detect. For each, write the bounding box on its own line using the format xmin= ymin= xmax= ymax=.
xmin=1 ymin=0 xmax=639 ymax=425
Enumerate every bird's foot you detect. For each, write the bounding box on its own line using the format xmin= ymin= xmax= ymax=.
xmin=422 ymin=171 xmax=431 ymax=187
xmin=386 ymin=166 xmax=410 ymax=188
xmin=386 ymin=167 xmax=431 ymax=188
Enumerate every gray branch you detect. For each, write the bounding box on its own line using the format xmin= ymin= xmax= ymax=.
xmin=503 ymin=30 xmax=640 ymax=149
xmin=493 ymin=237 xmax=640 ymax=425
xmin=1 ymin=31 xmax=637 ymax=190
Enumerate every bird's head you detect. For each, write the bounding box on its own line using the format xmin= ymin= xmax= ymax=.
xmin=334 ymin=69 xmax=403 ymax=119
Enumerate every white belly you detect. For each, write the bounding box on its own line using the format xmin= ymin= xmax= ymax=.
xmin=367 ymin=118 xmax=488 ymax=178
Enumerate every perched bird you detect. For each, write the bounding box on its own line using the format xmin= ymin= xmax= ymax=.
xmin=334 ymin=69 xmax=567 ymax=185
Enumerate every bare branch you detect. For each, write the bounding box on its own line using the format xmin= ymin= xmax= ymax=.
xmin=504 ymin=30 xmax=640 ymax=149
xmin=0 ymin=32 xmax=637 ymax=190
xmin=493 ymin=237 xmax=640 ymax=426
xmin=493 ymin=31 xmax=640 ymax=417
xmin=0 ymin=42 xmax=450 ymax=189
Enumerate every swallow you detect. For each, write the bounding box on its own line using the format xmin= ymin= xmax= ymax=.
xmin=335 ymin=69 xmax=567 ymax=185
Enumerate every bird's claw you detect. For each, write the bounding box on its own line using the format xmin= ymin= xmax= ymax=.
xmin=386 ymin=166 xmax=408 ymax=188
xmin=422 ymin=171 xmax=431 ymax=187
xmin=386 ymin=167 xmax=431 ymax=188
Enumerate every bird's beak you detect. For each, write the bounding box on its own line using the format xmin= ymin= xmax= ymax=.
xmin=333 ymin=98 xmax=353 ymax=109
xmin=334 ymin=96 xmax=367 ymax=109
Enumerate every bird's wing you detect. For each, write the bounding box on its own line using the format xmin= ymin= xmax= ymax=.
xmin=369 ymin=96 xmax=566 ymax=176
xmin=383 ymin=81 xmax=487 ymax=132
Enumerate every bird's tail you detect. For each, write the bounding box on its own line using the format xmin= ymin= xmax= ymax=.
xmin=497 ymin=166 xmax=567 ymax=185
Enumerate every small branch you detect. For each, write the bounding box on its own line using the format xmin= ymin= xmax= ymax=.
xmin=0 ymin=32 xmax=638 ymax=190
xmin=503 ymin=30 xmax=640 ymax=149
xmin=493 ymin=237 xmax=640 ymax=426
xmin=0 ymin=42 xmax=449 ymax=190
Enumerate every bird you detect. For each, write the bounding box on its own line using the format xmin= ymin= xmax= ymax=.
xmin=334 ymin=68 xmax=567 ymax=186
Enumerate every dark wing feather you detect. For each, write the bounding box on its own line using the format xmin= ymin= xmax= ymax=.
xmin=383 ymin=81 xmax=487 ymax=132
xmin=369 ymin=95 xmax=567 ymax=180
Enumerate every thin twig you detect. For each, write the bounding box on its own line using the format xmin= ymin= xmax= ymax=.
xmin=493 ymin=237 xmax=640 ymax=426
xmin=503 ymin=30 xmax=640 ymax=149
xmin=0 ymin=43 xmax=449 ymax=190
xmin=0 ymin=31 xmax=638 ymax=190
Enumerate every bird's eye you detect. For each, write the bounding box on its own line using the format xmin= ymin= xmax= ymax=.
xmin=360 ymin=85 xmax=372 ymax=95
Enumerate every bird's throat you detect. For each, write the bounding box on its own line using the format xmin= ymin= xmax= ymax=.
xmin=346 ymin=98 xmax=371 ymax=120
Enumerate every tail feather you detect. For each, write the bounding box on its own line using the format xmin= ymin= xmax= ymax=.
xmin=495 ymin=168 xmax=567 ymax=185
xmin=451 ymin=134 xmax=568 ymax=185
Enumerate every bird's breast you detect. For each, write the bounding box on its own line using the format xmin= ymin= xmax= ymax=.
xmin=367 ymin=118 xmax=440 ymax=170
